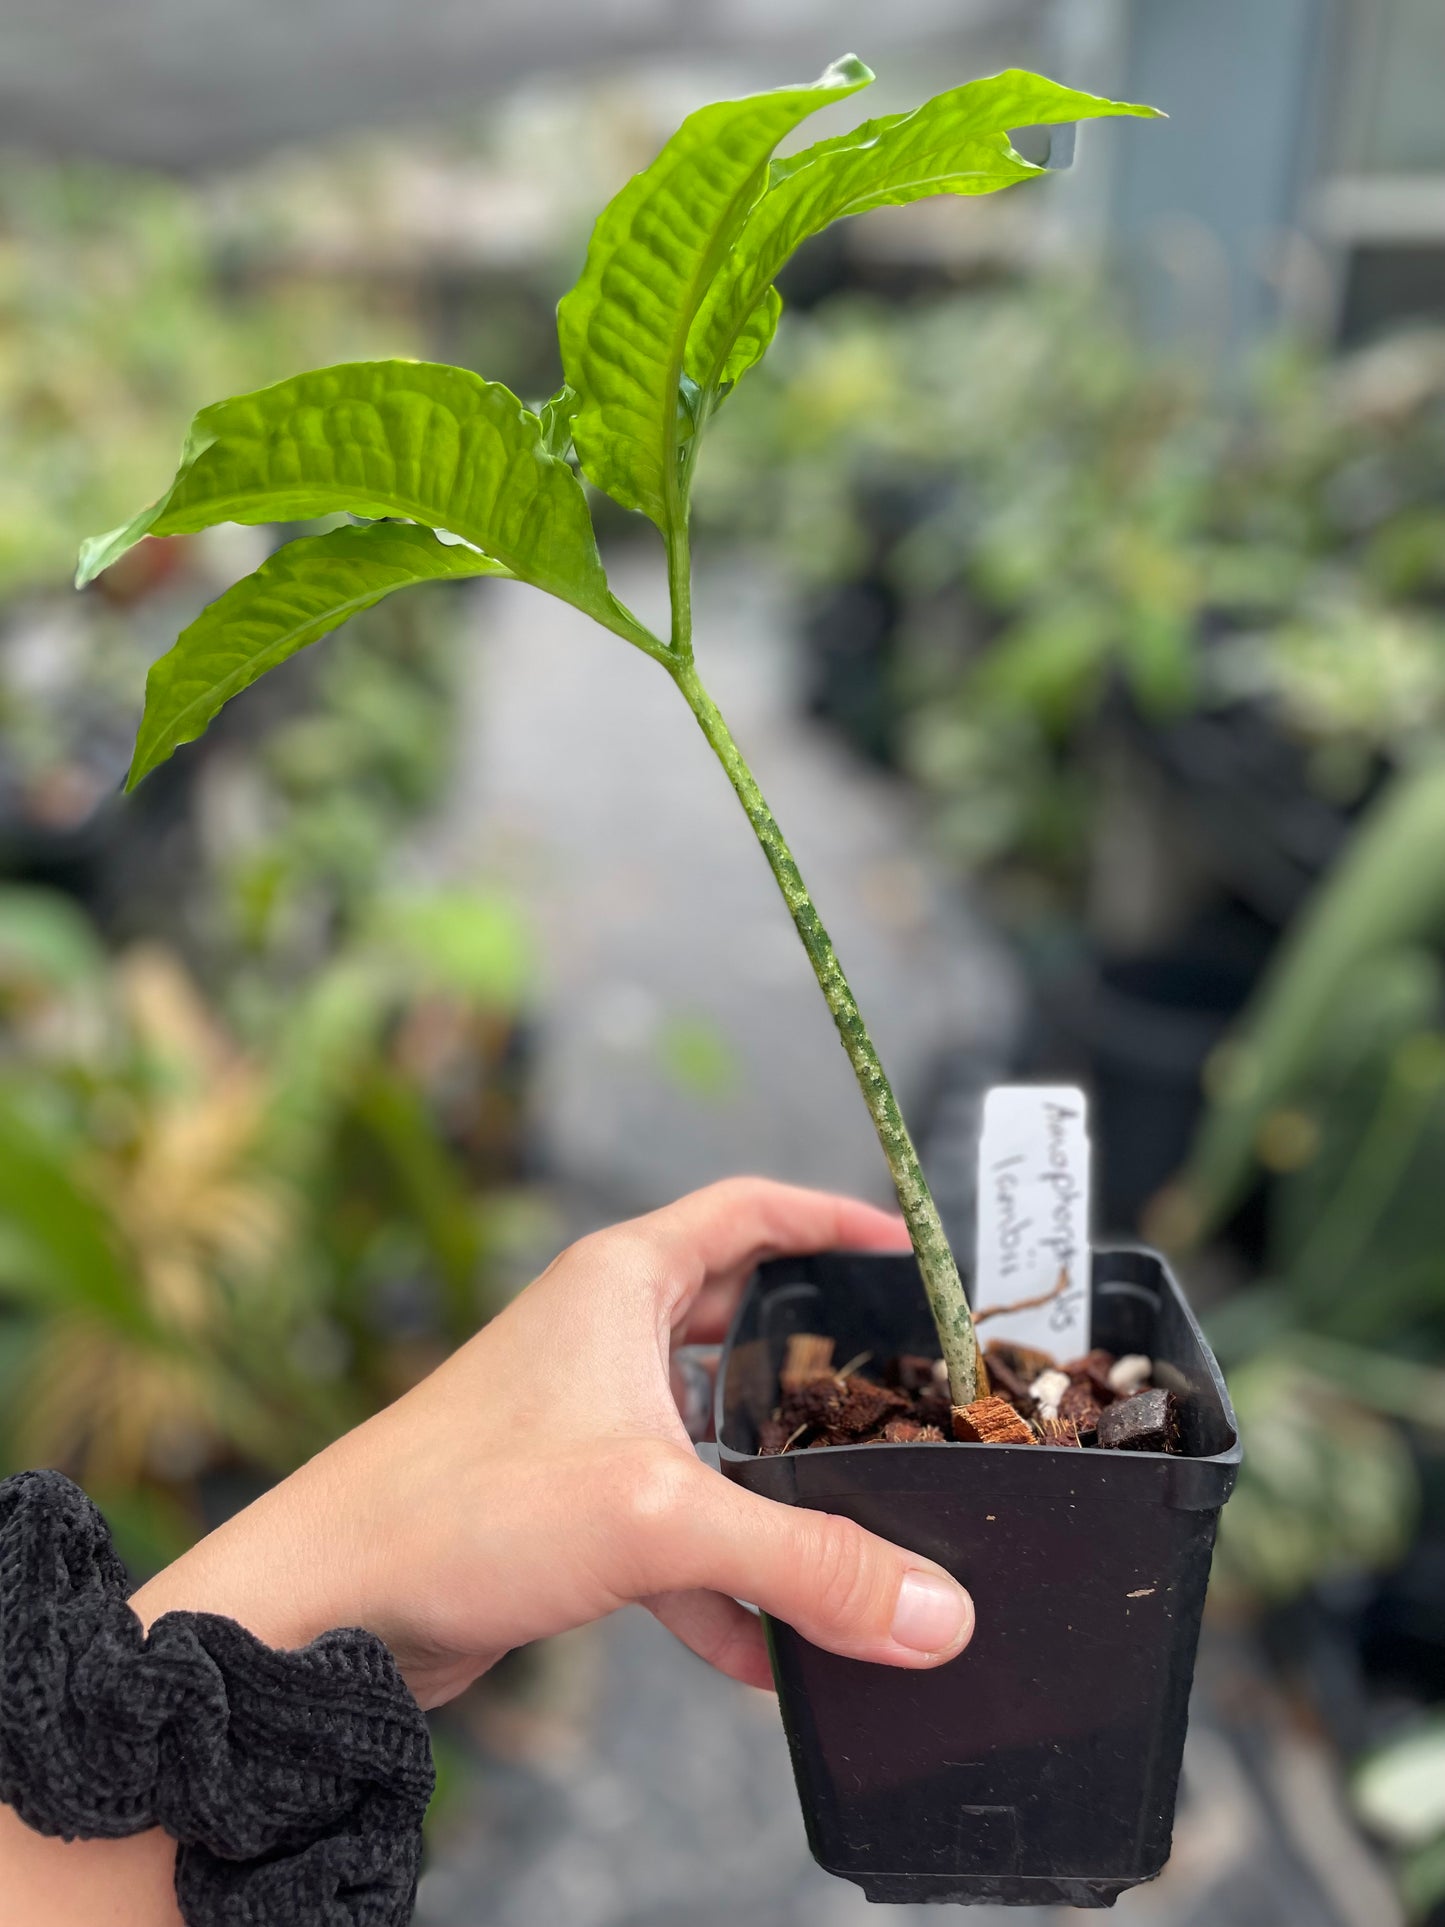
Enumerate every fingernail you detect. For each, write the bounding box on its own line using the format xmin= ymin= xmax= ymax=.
xmin=891 ymin=1570 xmax=972 ymax=1655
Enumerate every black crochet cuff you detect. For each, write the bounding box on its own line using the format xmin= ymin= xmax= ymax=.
xmin=0 ymin=1470 xmax=434 ymax=1927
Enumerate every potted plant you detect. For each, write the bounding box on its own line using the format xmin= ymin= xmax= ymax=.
xmin=76 ymin=59 xmax=1238 ymax=1906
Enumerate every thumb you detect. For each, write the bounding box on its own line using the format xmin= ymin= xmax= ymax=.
xmin=623 ymin=1453 xmax=974 ymax=1669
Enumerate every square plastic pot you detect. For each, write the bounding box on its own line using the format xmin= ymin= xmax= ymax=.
xmin=716 ymin=1247 xmax=1240 ymax=1909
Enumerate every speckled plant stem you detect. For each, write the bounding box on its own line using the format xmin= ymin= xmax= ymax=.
xmin=672 ymin=658 xmax=978 ymax=1405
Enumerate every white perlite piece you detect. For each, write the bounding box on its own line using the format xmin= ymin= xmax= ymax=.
xmin=1030 ymin=1369 xmax=1071 ymax=1421
xmin=1107 ymin=1354 xmax=1153 ymax=1396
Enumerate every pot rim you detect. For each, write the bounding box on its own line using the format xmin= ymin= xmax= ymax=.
xmin=716 ymin=1241 xmax=1242 ymax=1470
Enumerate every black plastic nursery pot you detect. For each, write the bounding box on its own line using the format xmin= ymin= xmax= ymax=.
xmin=716 ymin=1247 xmax=1240 ymax=1909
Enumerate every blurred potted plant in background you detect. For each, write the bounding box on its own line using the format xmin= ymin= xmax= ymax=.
xmin=1131 ymin=758 xmax=1445 ymax=1923
xmin=0 ymin=154 xmax=455 ymax=930
xmin=0 ymin=159 xmax=420 ymax=598
xmin=1160 ymin=757 xmax=1445 ymax=1509
xmin=699 ymin=285 xmax=1445 ymax=1231
xmin=0 ymin=880 xmax=535 ymax=1573
xmin=699 ymin=291 xmax=1445 ymax=933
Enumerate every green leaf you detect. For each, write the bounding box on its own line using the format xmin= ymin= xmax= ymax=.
xmin=86 ymin=1483 xmax=199 ymax=1577
xmin=1182 ymin=759 xmax=1445 ymax=1230
xmin=128 ymin=521 xmax=505 ymax=788
xmin=0 ymin=1095 xmax=157 ymax=1341
xmin=350 ymin=1065 xmax=486 ymax=1343
xmin=720 ymin=288 xmax=783 ymax=392
xmin=1402 ymin=1833 xmax=1445 ymax=1919
xmin=366 ymin=889 xmax=533 ymax=1008
xmin=538 ymin=383 xmax=582 ymax=458
xmin=1355 ymin=1716 xmax=1445 ymax=1848
xmin=77 ymin=360 xmax=646 ymax=645
xmin=0 ymin=886 xmax=108 ymax=992
xmin=658 ymin=1012 xmax=737 ymax=1098
xmin=689 ymin=72 xmax=1161 ymax=399
xmin=557 ymin=55 xmax=873 ymax=531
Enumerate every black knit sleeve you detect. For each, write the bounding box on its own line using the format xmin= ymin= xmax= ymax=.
xmin=0 ymin=1470 xmax=434 ymax=1927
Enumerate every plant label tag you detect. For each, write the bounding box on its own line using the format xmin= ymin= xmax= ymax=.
xmin=974 ymin=1085 xmax=1092 ymax=1356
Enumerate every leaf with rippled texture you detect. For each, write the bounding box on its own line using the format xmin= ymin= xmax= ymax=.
xmin=556 ymin=55 xmax=873 ymax=531
xmin=538 ymin=383 xmax=582 ymax=458
xmin=125 ymin=520 xmax=505 ymax=787
xmin=718 ymin=287 xmax=784 ymax=393
xmin=77 ymin=359 xmax=627 ymax=634
xmin=689 ymin=72 xmax=1162 ymax=402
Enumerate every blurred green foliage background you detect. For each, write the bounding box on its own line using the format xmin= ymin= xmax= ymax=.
xmin=3 ymin=83 xmax=1445 ymax=1910
xmin=0 ymin=159 xmax=542 ymax=1581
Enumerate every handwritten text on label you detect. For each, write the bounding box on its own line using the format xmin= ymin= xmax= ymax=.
xmin=974 ymin=1085 xmax=1092 ymax=1356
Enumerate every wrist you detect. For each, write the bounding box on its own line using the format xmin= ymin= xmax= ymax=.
xmin=129 ymin=1562 xmax=321 ymax=1652
xmin=129 ymin=1472 xmax=349 ymax=1653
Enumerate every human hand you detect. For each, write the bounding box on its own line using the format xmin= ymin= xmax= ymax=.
xmin=131 ymin=1178 xmax=976 ymax=1708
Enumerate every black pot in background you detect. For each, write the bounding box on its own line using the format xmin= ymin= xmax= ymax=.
xmin=1133 ymin=696 xmax=1370 ymax=934
xmin=718 ymin=1248 xmax=1239 ymax=1909
xmin=1024 ymin=904 xmax=1278 ymax=1237
xmin=796 ymin=478 xmax=947 ymax=771
xmin=1262 ymin=1443 xmax=1445 ymax=1763
xmin=798 ymin=577 xmax=902 ymax=768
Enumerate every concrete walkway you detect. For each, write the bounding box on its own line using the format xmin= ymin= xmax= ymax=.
xmin=424 ymin=544 xmax=1019 ymax=1228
